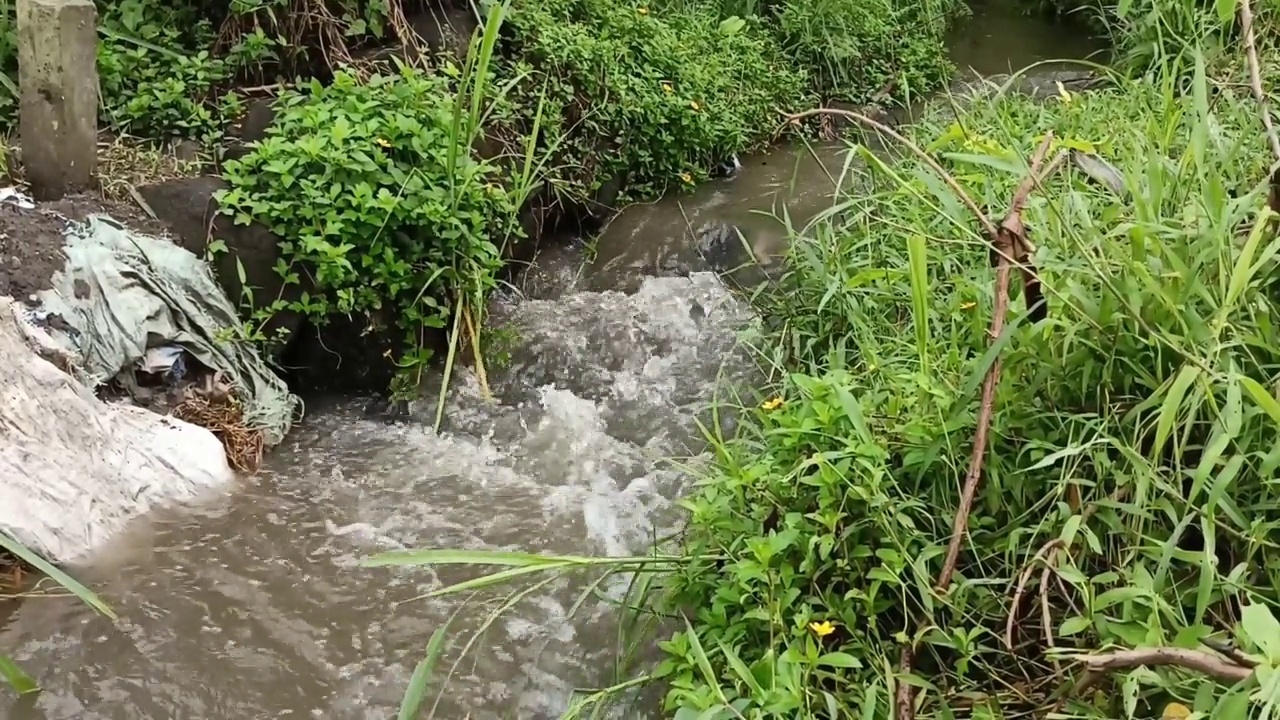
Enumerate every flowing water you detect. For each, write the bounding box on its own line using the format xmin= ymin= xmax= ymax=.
xmin=0 ymin=5 xmax=1103 ymax=718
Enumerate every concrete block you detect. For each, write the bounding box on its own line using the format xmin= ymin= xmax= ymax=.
xmin=17 ymin=0 xmax=98 ymax=201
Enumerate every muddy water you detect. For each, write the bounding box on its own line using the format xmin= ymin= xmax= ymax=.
xmin=0 ymin=6 xmax=1102 ymax=720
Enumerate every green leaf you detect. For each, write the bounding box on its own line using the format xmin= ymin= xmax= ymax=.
xmin=1240 ymin=376 xmax=1280 ymax=426
xmin=1215 ymin=0 xmax=1237 ymax=25
xmin=0 ymin=655 xmax=37 ymax=695
xmin=1154 ymin=364 xmax=1200 ymax=459
xmin=1059 ymin=616 xmax=1091 ymax=637
xmin=816 ymin=652 xmax=864 ymax=669
xmin=1240 ymin=602 xmax=1280 ymax=661
xmin=398 ymin=619 xmax=452 ymax=720
xmin=717 ymin=640 xmax=763 ymax=695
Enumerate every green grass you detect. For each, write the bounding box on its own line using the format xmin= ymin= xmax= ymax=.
xmin=0 ymin=533 xmax=114 ymax=697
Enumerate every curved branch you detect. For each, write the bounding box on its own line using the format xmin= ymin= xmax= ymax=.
xmin=1072 ymin=647 xmax=1256 ymax=684
xmin=779 ymin=108 xmax=999 ymax=239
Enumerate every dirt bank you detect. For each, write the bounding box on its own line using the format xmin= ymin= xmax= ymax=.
xmin=0 ymin=193 xmax=172 ymax=301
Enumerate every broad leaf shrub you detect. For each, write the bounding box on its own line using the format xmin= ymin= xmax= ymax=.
xmin=497 ymin=0 xmax=813 ymax=205
xmin=217 ymin=66 xmax=515 ymax=377
xmin=660 ymin=63 xmax=1280 ymax=717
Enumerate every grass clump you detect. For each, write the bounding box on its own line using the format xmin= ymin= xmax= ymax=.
xmin=660 ymin=53 xmax=1280 ymax=717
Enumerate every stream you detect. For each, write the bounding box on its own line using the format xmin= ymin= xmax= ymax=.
xmin=0 ymin=4 xmax=1103 ymax=718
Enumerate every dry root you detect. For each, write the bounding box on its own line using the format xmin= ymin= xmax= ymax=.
xmin=0 ymin=551 xmax=26 ymax=595
xmin=172 ymin=380 xmax=265 ymax=474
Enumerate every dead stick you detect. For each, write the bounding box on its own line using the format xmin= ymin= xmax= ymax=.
xmin=935 ymin=133 xmax=1057 ymax=594
xmin=1072 ymin=647 xmax=1255 ymax=684
xmin=1005 ymin=538 xmax=1064 ymax=650
xmin=895 ymin=645 xmax=915 ymax=720
xmin=1239 ymin=0 xmax=1280 ymax=162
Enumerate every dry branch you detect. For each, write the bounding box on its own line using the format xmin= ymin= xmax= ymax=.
xmin=896 ymin=645 xmax=916 ymax=720
xmin=1072 ymin=647 xmax=1255 ymax=684
xmin=1005 ymin=538 xmax=1065 ymax=650
xmin=1239 ymin=0 xmax=1280 ymax=163
xmin=935 ymin=132 xmax=1057 ymax=594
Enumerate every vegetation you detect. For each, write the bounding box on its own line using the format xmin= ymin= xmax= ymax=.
xmin=369 ymin=2 xmax=1280 ymax=719
xmin=0 ymin=535 xmax=114 ymax=696
xmin=0 ymin=0 xmax=967 ymax=397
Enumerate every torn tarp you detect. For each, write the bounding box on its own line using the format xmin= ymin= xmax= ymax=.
xmin=33 ymin=215 xmax=300 ymax=445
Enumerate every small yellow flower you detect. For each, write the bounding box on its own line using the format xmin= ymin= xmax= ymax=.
xmin=761 ymin=396 xmax=783 ymax=411
xmin=375 ymin=137 xmax=391 ymax=148
xmin=960 ymin=301 xmax=976 ymax=310
xmin=689 ymin=100 xmax=701 ymax=111
xmin=679 ymin=171 xmax=693 ymax=184
xmin=637 ymin=6 xmax=648 ymax=14
xmin=1161 ymin=703 xmax=1191 ymax=720
xmin=661 ymin=82 xmax=673 ymax=94
xmin=809 ymin=620 xmax=836 ymax=638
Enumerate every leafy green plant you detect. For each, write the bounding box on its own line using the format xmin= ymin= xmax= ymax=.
xmin=217 ymin=62 xmax=515 ymax=398
xmin=496 ymin=0 xmax=814 ymax=206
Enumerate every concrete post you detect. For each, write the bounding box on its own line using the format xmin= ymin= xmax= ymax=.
xmin=17 ymin=0 xmax=98 ymax=201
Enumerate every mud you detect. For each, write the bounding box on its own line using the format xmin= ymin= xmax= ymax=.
xmin=0 ymin=193 xmax=172 ymax=302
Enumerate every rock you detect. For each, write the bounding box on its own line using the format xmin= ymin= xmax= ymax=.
xmin=230 ymin=97 xmax=277 ymax=145
xmin=693 ymin=222 xmax=784 ymax=290
xmin=136 ymin=176 xmax=307 ymax=357
xmin=354 ymin=4 xmax=481 ymax=65
xmin=277 ymin=309 xmax=408 ymax=394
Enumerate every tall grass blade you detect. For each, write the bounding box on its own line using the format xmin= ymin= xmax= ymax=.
xmin=0 ymin=533 xmax=114 ymax=619
xmin=398 ymin=620 xmax=452 ymax=720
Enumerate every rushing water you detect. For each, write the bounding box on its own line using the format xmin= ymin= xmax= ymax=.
xmin=0 ymin=5 xmax=1103 ymax=719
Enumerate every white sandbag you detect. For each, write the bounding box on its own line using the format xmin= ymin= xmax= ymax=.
xmin=0 ymin=298 xmax=234 ymax=564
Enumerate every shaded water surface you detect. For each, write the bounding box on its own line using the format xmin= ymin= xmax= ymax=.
xmin=0 ymin=6 xmax=1103 ymax=718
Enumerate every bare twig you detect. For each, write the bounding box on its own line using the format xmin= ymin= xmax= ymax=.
xmin=1239 ymin=0 xmax=1280 ymax=162
xmin=1005 ymin=538 xmax=1065 ymax=650
xmin=895 ymin=645 xmax=916 ymax=720
xmin=1041 ymin=565 xmax=1060 ymax=674
xmin=936 ymin=133 xmax=1057 ymax=594
xmin=1071 ymin=647 xmax=1255 ymax=684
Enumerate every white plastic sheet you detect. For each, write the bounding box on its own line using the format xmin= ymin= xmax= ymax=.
xmin=0 ymin=298 xmax=234 ymax=563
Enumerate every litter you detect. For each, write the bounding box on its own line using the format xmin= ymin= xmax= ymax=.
xmin=33 ymin=215 xmax=300 ymax=445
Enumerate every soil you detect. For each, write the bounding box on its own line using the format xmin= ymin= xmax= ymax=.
xmin=0 ymin=192 xmax=173 ymax=301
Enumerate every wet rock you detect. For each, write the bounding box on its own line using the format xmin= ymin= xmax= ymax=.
xmin=280 ymin=310 xmax=409 ymax=394
xmin=136 ymin=176 xmax=308 ymax=358
xmin=220 ymin=97 xmax=277 ymax=165
xmin=692 ymin=221 xmax=781 ymax=289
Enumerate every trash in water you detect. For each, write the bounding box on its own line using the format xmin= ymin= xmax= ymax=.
xmin=137 ymin=344 xmax=189 ymax=383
